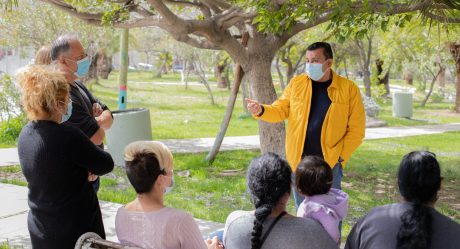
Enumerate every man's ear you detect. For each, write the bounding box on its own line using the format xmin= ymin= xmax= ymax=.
xmin=57 ymin=55 xmax=66 ymax=65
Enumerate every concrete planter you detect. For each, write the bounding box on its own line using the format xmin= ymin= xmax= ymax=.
xmin=106 ymin=108 xmax=152 ymax=166
xmin=392 ymin=92 xmax=413 ymax=118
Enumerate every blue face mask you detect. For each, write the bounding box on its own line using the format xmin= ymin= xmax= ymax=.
xmin=305 ymin=62 xmax=326 ymax=81
xmin=61 ymin=100 xmax=73 ymax=123
xmin=74 ymin=57 xmax=91 ymax=78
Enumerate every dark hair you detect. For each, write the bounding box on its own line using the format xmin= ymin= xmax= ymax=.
xmin=295 ymin=156 xmax=332 ymax=196
xmin=125 ymin=152 xmax=166 ymax=194
xmin=307 ymin=42 xmax=333 ymax=60
xmin=396 ymin=151 xmax=441 ymax=249
xmin=247 ymin=152 xmax=292 ymax=249
xmin=51 ymin=34 xmax=79 ymax=61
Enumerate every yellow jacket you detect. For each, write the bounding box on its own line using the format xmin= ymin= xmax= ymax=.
xmin=255 ymin=72 xmax=365 ymax=171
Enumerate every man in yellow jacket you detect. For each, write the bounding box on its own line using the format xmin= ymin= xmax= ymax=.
xmin=247 ymin=42 xmax=365 ymax=208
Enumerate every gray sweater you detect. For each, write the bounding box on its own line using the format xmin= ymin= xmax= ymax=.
xmin=345 ymin=203 xmax=460 ymax=249
xmin=223 ymin=210 xmax=338 ymax=249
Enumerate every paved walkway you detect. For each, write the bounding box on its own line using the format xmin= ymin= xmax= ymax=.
xmin=1 ymin=123 xmax=460 ymax=166
xmin=0 ymin=183 xmax=224 ymax=248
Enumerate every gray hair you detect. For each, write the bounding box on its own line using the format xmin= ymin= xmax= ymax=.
xmin=50 ymin=34 xmax=80 ymax=61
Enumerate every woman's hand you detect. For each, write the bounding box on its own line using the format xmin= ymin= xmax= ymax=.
xmin=205 ymin=236 xmax=224 ymax=249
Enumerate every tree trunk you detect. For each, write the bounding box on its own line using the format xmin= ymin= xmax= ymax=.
xmin=216 ymin=60 xmax=229 ymax=88
xmin=184 ymin=62 xmax=191 ymax=89
xmin=436 ymin=65 xmax=446 ymax=88
xmin=275 ymin=56 xmax=286 ymax=90
xmin=181 ymin=60 xmax=187 ymax=84
xmin=403 ymin=71 xmax=413 ymax=85
xmin=450 ymin=42 xmax=460 ymax=112
xmin=375 ymin=59 xmax=391 ymax=96
xmin=286 ymin=64 xmax=294 ymax=85
xmin=421 ymin=65 xmax=443 ymax=107
xmin=96 ymin=51 xmax=112 ymax=80
xmin=363 ymin=68 xmax=371 ymax=97
xmin=206 ymin=31 xmax=247 ymax=163
xmin=247 ymin=59 xmax=286 ymax=156
xmin=241 ymin=75 xmax=250 ymax=114
xmin=194 ymin=59 xmax=215 ymax=105
xmin=156 ymin=51 xmax=169 ymax=78
xmin=355 ymin=38 xmax=373 ymax=97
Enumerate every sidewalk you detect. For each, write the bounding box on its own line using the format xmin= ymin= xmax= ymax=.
xmin=1 ymin=123 xmax=460 ymax=166
xmin=0 ymin=183 xmax=224 ymax=248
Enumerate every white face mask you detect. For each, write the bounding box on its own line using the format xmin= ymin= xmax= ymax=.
xmin=305 ymin=62 xmax=326 ymax=81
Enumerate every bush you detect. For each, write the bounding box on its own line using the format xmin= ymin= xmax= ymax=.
xmin=0 ymin=73 xmax=22 ymax=121
xmin=430 ymin=92 xmax=444 ymax=103
xmin=0 ymin=115 xmax=27 ymax=145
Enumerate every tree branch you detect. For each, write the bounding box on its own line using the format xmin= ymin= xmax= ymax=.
xmin=214 ymin=7 xmax=257 ymax=31
xmin=134 ymin=5 xmax=155 ymax=17
xmin=172 ymin=34 xmax=221 ymax=50
xmin=41 ymin=0 xmax=104 ymax=21
xmin=163 ymin=0 xmax=199 ymax=8
xmin=422 ymin=12 xmax=460 ymax=23
xmin=147 ymin=0 xmax=190 ymax=32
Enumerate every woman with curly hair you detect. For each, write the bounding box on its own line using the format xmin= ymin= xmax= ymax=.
xmin=223 ymin=152 xmax=337 ymax=249
xmin=345 ymin=151 xmax=460 ymax=249
xmin=16 ymin=65 xmax=114 ymax=249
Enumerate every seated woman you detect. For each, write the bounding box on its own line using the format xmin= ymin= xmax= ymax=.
xmin=345 ymin=151 xmax=460 ymax=249
xmin=115 ymin=141 xmax=221 ymax=249
xmin=223 ymin=152 xmax=338 ymax=249
xmin=16 ymin=65 xmax=114 ymax=249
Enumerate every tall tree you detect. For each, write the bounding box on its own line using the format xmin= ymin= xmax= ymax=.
xmin=19 ymin=0 xmax=459 ymax=155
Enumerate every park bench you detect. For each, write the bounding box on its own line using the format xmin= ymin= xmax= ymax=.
xmin=75 ymin=232 xmax=141 ymax=249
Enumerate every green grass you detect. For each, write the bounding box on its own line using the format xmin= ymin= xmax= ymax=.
xmin=0 ymin=241 xmax=24 ymax=249
xmin=2 ymin=132 xmax=459 ymax=242
xmin=94 ymin=71 xmax=259 ymax=139
xmin=0 ymin=143 xmax=15 ymax=148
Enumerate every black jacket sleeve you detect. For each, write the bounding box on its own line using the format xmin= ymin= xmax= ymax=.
xmin=69 ymin=127 xmax=114 ymax=175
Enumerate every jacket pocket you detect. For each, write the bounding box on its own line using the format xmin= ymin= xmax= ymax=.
xmin=325 ymin=103 xmax=349 ymax=146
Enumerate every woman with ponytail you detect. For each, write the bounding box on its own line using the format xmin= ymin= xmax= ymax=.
xmin=223 ymin=153 xmax=337 ymax=249
xmin=345 ymin=151 xmax=460 ymax=249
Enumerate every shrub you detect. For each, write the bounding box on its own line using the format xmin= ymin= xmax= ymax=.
xmin=0 ymin=114 xmax=27 ymax=144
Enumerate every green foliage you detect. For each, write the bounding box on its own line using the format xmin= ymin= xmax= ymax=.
xmin=0 ymin=0 xmax=17 ymax=11
xmin=0 ymin=74 xmax=22 ymax=121
xmin=430 ymin=91 xmax=445 ymax=103
xmin=0 ymin=115 xmax=27 ymax=145
xmin=0 ymin=0 xmax=118 ymax=54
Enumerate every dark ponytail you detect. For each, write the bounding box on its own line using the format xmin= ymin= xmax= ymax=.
xmin=396 ymin=151 xmax=441 ymax=249
xmin=251 ymin=204 xmax=273 ymax=249
xmin=247 ymin=153 xmax=292 ymax=249
xmin=397 ymin=204 xmax=432 ymax=249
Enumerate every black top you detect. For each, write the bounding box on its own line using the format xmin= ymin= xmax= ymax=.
xmin=65 ymin=80 xmax=110 ymax=138
xmin=18 ymin=120 xmax=114 ymax=249
xmin=303 ymin=78 xmax=332 ymax=158
xmin=345 ymin=203 xmax=460 ymax=249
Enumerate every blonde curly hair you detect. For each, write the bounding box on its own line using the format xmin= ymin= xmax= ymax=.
xmin=16 ymin=65 xmax=69 ymax=121
xmin=34 ymin=46 xmax=52 ymax=65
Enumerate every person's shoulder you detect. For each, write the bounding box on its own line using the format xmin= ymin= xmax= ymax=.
xmin=431 ymin=208 xmax=460 ymax=232
xmin=359 ymin=203 xmax=404 ymax=224
xmin=225 ymin=210 xmax=253 ymax=228
xmin=290 ymin=74 xmax=309 ymax=86
xmin=163 ymin=207 xmax=196 ymax=222
xmin=334 ymin=73 xmax=360 ymax=90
